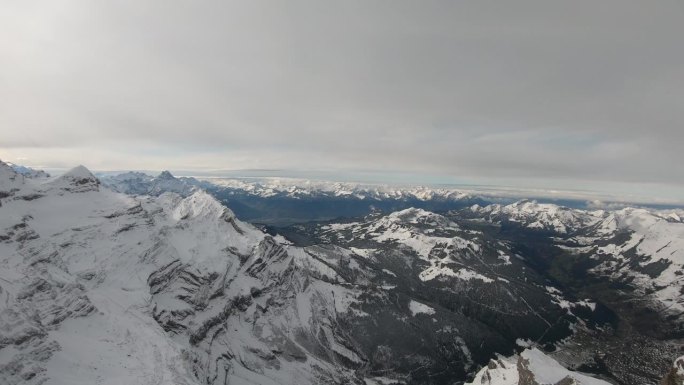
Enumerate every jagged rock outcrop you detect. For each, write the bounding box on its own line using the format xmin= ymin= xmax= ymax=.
xmin=100 ymin=169 xmax=198 ymax=196
xmin=52 ymin=165 xmax=100 ymax=193
xmin=661 ymin=356 xmax=684 ymax=385
xmin=468 ymin=348 xmax=610 ymax=385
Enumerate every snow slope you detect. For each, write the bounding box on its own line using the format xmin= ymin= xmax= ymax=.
xmin=467 ymin=348 xmax=611 ymax=385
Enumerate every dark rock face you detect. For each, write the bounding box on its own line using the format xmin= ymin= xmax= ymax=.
xmin=158 ymin=170 xmax=175 ymax=180
xmin=517 ymin=356 xmax=537 ymax=385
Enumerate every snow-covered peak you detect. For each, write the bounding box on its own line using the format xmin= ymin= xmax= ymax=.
xmin=598 ymin=206 xmax=683 ymax=233
xmin=474 ymin=200 xmax=601 ymax=234
xmin=171 ymin=190 xmax=234 ymax=221
xmin=62 ymin=165 xmax=96 ymax=179
xmin=50 ymin=165 xmax=100 ymax=193
xmin=158 ymin=170 xmax=175 ymax=180
xmin=589 ymin=205 xmax=684 ymax=315
xmin=388 ymin=207 xmax=440 ymax=220
xmin=2 ymin=163 xmax=438 ymax=385
xmin=318 ymin=208 xmax=482 ymax=282
xmin=105 ymin=171 xmax=154 ymax=182
xmin=467 ymin=348 xmax=611 ymax=385
xmin=4 ymin=161 xmax=50 ymax=178
xmin=0 ymin=159 xmax=25 ymax=193
xmin=100 ymin=170 xmax=197 ymax=197
xmin=668 ymin=212 xmax=682 ymax=222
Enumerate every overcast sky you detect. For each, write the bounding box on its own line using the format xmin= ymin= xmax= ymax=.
xmin=1 ymin=1 xmax=683 ymax=201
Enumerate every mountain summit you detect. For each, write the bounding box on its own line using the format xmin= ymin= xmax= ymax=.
xmin=53 ymin=165 xmax=100 ymax=192
xmin=158 ymin=170 xmax=175 ymax=180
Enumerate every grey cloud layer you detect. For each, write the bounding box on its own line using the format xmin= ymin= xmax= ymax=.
xmin=1 ymin=1 xmax=682 ymax=190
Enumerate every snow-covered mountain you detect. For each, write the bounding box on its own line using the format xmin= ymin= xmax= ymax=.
xmin=4 ymin=162 xmax=50 ymax=179
xmin=99 ymin=172 xmax=491 ymax=225
xmin=470 ymin=200 xmax=684 ymax=321
xmin=201 ymin=177 xmax=475 ymax=202
xmin=2 ymin=160 xmax=681 ymax=384
xmin=469 ymin=200 xmax=602 ymax=234
xmin=0 ymin=161 xmax=588 ymax=385
xmin=100 ymin=170 xmax=198 ymax=197
xmin=466 ymin=348 xmax=611 ymax=385
xmin=101 ymin=172 xmax=478 ymax=202
xmin=0 ymin=161 xmax=575 ymax=384
xmin=1 ymin=161 xmax=358 ymax=384
xmin=315 ymin=207 xmax=507 ymax=283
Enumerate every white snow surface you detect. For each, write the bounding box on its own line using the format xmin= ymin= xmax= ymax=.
xmin=467 ymin=348 xmax=611 ymax=385
xmin=408 ymin=300 xmax=435 ymax=316
xmin=521 ymin=349 xmax=610 ymax=385
xmin=473 ymin=200 xmax=602 ymax=234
